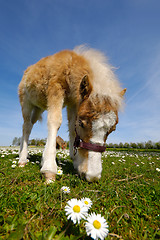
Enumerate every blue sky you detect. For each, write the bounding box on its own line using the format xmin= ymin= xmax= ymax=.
xmin=0 ymin=0 xmax=160 ymax=146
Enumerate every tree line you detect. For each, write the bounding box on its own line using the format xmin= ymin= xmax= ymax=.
xmin=12 ymin=137 xmax=160 ymax=149
xmin=12 ymin=137 xmax=47 ymax=147
xmin=106 ymin=140 xmax=160 ymax=149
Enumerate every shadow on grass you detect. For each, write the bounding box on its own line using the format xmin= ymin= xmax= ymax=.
xmin=28 ymin=153 xmax=77 ymax=175
xmin=28 ymin=154 xmax=42 ymax=165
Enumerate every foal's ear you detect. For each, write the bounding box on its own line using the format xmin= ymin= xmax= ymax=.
xmin=79 ymin=75 xmax=92 ymax=100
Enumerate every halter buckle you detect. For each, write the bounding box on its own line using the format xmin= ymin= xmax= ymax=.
xmin=73 ymin=129 xmax=106 ymax=155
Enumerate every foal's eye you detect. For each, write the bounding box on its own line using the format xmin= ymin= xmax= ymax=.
xmin=79 ymin=119 xmax=85 ymax=128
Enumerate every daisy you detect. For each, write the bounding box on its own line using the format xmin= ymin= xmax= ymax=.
xmin=61 ymin=186 xmax=70 ymax=193
xmin=11 ymin=164 xmax=16 ymax=168
xmin=85 ymin=213 xmax=109 ymax=240
xmin=156 ymin=168 xmax=160 ymax=172
xmin=65 ymin=198 xmax=88 ymax=224
xmin=81 ymin=197 xmax=92 ymax=210
xmin=61 ymin=186 xmax=70 ymax=194
xmin=57 ymin=169 xmax=63 ymax=175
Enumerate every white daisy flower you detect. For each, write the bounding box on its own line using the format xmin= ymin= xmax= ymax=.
xmin=81 ymin=197 xmax=92 ymax=209
xmin=11 ymin=164 xmax=16 ymax=168
xmin=85 ymin=213 xmax=109 ymax=240
xmin=57 ymin=169 xmax=63 ymax=175
xmin=12 ymin=160 xmax=17 ymax=164
xmin=156 ymin=168 xmax=160 ymax=172
xmin=61 ymin=186 xmax=70 ymax=194
xmin=65 ymin=198 xmax=88 ymax=224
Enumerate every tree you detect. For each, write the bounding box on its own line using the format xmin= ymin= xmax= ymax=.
xmin=29 ymin=139 xmax=36 ymax=146
xmin=137 ymin=142 xmax=144 ymax=149
xmin=130 ymin=142 xmax=137 ymax=148
xmin=113 ymin=143 xmax=119 ymax=148
xmin=155 ymin=142 xmax=160 ymax=149
xmin=12 ymin=137 xmax=21 ymax=146
xmin=118 ymin=142 xmax=124 ymax=148
xmin=28 ymin=138 xmax=46 ymax=146
xmin=108 ymin=143 xmax=114 ymax=148
xmin=123 ymin=142 xmax=129 ymax=148
xmin=145 ymin=140 xmax=153 ymax=149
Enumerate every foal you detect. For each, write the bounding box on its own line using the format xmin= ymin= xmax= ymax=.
xmin=18 ymin=46 xmax=126 ymax=182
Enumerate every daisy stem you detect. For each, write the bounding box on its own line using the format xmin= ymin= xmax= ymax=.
xmin=55 ymin=221 xmax=71 ymax=240
xmin=60 ymin=175 xmax=63 ymax=209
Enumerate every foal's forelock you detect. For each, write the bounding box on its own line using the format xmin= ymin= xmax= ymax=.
xmin=90 ymin=111 xmax=117 ymax=144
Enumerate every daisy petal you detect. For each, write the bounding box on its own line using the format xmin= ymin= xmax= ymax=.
xmin=85 ymin=213 xmax=109 ymax=240
xmin=65 ymin=198 xmax=88 ymax=224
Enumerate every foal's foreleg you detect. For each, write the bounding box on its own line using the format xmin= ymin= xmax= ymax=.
xmin=41 ymin=99 xmax=63 ymax=183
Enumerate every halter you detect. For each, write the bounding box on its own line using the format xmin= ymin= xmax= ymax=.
xmin=73 ymin=128 xmax=106 ymax=155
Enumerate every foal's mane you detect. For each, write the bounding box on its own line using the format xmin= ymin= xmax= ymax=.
xmin=74 ymin=45 xmax=124 ymax=110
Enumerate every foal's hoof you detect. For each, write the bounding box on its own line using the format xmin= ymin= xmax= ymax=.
xmin=44 ymin=172 xmax=56 ymax=184
xmin=18 ymin=162 xmax=26 ymax=167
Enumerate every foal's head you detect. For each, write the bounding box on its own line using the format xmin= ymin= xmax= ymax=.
xmin=74 ymin=75 xmax=126 ymax=181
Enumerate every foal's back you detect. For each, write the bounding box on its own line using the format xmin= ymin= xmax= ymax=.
xmin=18 ymin=50 xmax=92 ymax=110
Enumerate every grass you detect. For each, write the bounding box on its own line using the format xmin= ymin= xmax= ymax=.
xmin=0 ymin=147 xmax=159 ymax=240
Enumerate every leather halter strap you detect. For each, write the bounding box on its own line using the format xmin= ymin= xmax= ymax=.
xmin=73 ymin=130 xmax=106 ymax=155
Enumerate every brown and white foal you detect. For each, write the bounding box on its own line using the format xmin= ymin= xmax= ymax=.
xmin=18 ymin=46 xmax=126 ymax=182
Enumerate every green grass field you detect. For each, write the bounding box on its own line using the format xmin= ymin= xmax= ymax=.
xmin=0 ymin=147 xmax=159 ymax=240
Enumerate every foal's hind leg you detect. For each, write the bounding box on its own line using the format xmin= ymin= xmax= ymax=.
xmin=19 ymin=102 xmax=43 ymax=167
xmin=19 ymin=101 xmax=34 ymax=167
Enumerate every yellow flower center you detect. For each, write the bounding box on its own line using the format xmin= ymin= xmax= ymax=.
xmin=84 ymin=200 xmax=89 ymax=205
xmin=64 ymin=189 xmax=67 ymax=191
xmin=73 ymin=205 xmax=80 ymax=213
xmin=93 ymin=220 xmax=101 ymax=229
